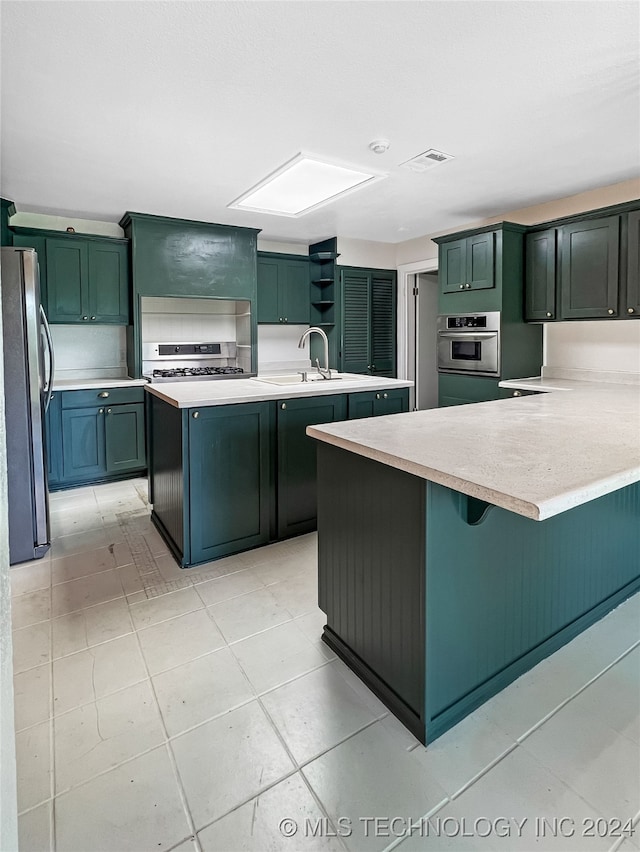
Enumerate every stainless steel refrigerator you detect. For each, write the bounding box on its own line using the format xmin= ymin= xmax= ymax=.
xmin=1 ymin=246 xmax=54 ymax=564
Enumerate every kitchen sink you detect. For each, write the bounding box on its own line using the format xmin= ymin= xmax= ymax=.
xmin=255 ymin=372 xmax=371 ymax=385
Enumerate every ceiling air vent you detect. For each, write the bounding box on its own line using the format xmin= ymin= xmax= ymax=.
xmin=400 ymin=149 xmax=455 ymax=173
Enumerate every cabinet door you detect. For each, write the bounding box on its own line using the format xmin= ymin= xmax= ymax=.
xmin=440 ymin=238 xmax=467 ymax=292
xmin=45 ymin=392 xmax=62 ymax=488
xmin=348 ymin=390 xmax=377 ymax=419
xmin=467 ymin=232 xmax=495 ymax=291
xmin=560 ymin=216 xmax=620 ymax=319
xmin=105 ymin=403 xmax=146 ymax=473
xmin=374 ymin=387 xmax=409 ymax=415
xmin=370 ymin=274 xmax=396 ymax=375
xmin=281 ymin=261 xmax=310 ymax=324
xmin=61 ymin=407 xmax=106 ymax=481
xmin=277 ymin=394 xmax=347 ymax=539
xmin=188 ymin=402 xmax=272 ymax=563
xmin=525 ymin=229 xmax=556 ymax=321
xmin=88 ymin=242 xmax=129 ymax=323
xmin=341 ymin=271 xmax=370 ymax=373
xmin=257 ymin=258 xmax=280 ymax=323
xmin=46 ymin=238 xmax=89 ymax=322
xmin=626 ymin=210 xmax=640 ymax=317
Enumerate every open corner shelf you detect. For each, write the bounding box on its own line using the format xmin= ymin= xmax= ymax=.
xmin=309 ymin=251 xmax=338 ymax=262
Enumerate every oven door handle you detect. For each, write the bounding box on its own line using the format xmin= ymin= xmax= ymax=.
xmin=438 ymin=332 xmax=497 ymax=340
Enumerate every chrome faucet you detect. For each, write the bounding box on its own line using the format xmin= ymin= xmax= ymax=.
xmin=298 ymin=326 xmax=331 ymax=379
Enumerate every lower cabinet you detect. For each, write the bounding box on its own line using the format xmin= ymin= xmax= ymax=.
xmin=276 ymin=394 xmax=347 ymax=539
xmin=438 ymin=374 xmax=501 ymax=407
xmin=149 ymin=386 xmax=410 ymax=567
xmin=47 ymin=387 xmax=146 ymax=490
xmin=348 ymin=387 xmax=409 ymax=419
xmin=189 ymin=402 xmax=273 ymax=564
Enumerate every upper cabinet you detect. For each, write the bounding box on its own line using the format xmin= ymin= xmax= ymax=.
xmin=560 ymin=216 xmax=619 ymax=319
xmin=257 ymin=253 xmax=310 ymax=324
xmin=340 ymin=267 xmax=397 ymax=377
xmin=524 ymin=229 xmax=556 ymax=321
xmin=625 ymin=210 xmax=640 ymax=317
xmin=11 ymin=228 xmax=129 ymax=324
xmin=440 ymin=231 xmax=495 ymax=293
xmin=524 ymin=201 xmax=640 ymax=322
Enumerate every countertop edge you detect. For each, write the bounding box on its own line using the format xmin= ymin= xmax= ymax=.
xmin=52 ymin=377 xmax=149 ymax=391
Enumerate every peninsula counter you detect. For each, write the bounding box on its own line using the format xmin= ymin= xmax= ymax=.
xmin=307 ymin=383 xmax=640 ymax=744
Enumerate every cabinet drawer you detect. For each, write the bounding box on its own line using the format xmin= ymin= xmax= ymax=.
xmin=61 ymin=386 xmax=145 ymax=409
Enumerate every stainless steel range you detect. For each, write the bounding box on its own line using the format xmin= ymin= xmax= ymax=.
xmin=142 ymin=342 xmax=255 ymax=383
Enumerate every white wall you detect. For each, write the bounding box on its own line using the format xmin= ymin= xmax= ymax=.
xmin=337 ymin=237 xmax=396 ymax=269
xmin=51 ymin=325 xmax=128 ymax=380
xmin=545 ymin=321 xmax=640 ymax=375
xmin=257 ymin=239 xmax=308 ymax=255
xmin=10 ymin=211 xmax=123 ymax=238
xmin=257 ymin=325 xmax=311 ymax=372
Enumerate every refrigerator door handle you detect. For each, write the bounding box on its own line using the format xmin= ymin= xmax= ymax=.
xmin=40 ymin=305 xmax=55 ymax=410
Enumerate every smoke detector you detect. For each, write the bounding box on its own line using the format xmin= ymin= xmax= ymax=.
xmin=369 ymin=138 xmax=390 ymax=154
xmin=401 ymin=148 xmax=454 ymax=173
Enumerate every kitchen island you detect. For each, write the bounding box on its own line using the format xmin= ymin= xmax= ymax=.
xmin=145 ymin=373 xmax=413 ymax=566
xmin=307 ymin=382 xmax=640 ymax=744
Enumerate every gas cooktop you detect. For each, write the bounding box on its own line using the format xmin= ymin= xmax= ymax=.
xmin=147 ymin=367 xmax=254 ymax=383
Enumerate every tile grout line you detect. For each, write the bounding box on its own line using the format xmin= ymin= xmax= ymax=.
xmin=514 ymin=638 xmax=640 ymax=746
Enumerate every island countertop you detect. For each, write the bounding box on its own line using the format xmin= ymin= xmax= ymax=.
xmin=307 ymin=383 xmax=640 ymax=521
xmin=145 ymin=374 xmax=413 ymax=408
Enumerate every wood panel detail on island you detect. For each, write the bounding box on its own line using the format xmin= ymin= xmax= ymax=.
xmin=309 ymin=383 xmax=640 ymax=745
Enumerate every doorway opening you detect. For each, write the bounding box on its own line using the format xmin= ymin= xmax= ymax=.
xmin=398 ymin=260 xmax=439 ymax=410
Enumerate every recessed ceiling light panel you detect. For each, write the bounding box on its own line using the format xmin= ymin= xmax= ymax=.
xmin=229 ymin=153 xmax=385 ymax=217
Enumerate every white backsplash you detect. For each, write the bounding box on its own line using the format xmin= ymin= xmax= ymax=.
xmin=257 ymin=325 xmax=312 ymax=373
xmin=51 ymin=325 xmax=128 ymax=379
xmin=544 ymin=320 xmax=640 ymax=375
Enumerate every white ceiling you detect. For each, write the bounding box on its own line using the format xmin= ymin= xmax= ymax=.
xmin=2 ymin=1 xmax=639 ymax=245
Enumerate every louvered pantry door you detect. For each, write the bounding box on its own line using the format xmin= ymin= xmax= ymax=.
xmin=370 ymin=274 xmax=396 ymax=375
xmin=341 ymin=271 xmax=371 ymax=373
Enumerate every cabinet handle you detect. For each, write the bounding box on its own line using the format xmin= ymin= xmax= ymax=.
xmin=284 ymin=317 xmax=288 ymax=323
xmin=98 ymin=408 xmax=104 ymax=414
xmin=279 ymin=317 xmax=283 ymax=322
xmin=628 ymin=307 xmax=635 ymax=314
xmin=459 ymin=284 xmax=464 ymax=290
xmin=607 ymin=308 xmax=615 ymax=315
xmin=546 ymin=311 xmax=553 ymax=318
xmin=465 ymin=283 xmax=471 ymax=289
xmin=375 ymin=393 xmax=380 ymax=400
xmin=90 ymin=316 xmax=96 ymax=321
xmin=106 ymin=408 xmax=112 ymax=414
xmin=513 ymin=391 xmax=522 ymax=397
xmin=383 ymin=393 xmax=388 ymax=399
xmin=192 ymin=411 xmax=200 ymax=419
xmin=82 ymin=316 xmax=88 ymax=321
xmin=281 ymin=403 xmax=286 ymax=410
xmin=98 ymin=392 xmax=110 ymax=398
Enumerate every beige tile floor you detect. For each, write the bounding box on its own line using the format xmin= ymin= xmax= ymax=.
xmin=10 ymin=477 xmax=640 ymax=852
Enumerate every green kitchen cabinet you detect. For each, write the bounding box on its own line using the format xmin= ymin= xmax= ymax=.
xmin=347 ymin=387 xmax=410 ymax=419
xmin=626 ymin=210 xmax=640 ymax=316
xmin=61 ymin=406 xmax=105 ymax=481
xmin=525 ymin=228 xmax=557 ymax=321
xmin=340 ymin=267 xmax=397 ymax=376
xmin=48 ymin=387 xmax=146 ymax=490
xmin=45 ymin=392 xmax=62 ymax=488
xmin=257 ymin=253 xmax=310 ymax=324
xmin=560 ymin=215 xmax=620 ymax=319
xmin=10 ymin=227 xmax=130 ymax=324
xmin=438 ymin=374 xmax=501 ymax=407
xmin=105 ymin=403 xmax=146 ymax=472
xmin=439 ymin=231 xmax=495 ymax=294
xmin=309 ymin=238 xmax=340 ymax=368
xmin=188 ymin=402 xmax=273 ymax=564
xmin=276 ymin=394 xmax=347 ymax=539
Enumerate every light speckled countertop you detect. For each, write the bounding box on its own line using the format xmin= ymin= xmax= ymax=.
xmin=307 ymin=382 xmax=640 ymax=521
xmin=145 ymin=374 xmax=413 ymax=408
xmin=52 ymin=376 xmax=148 ymax=391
